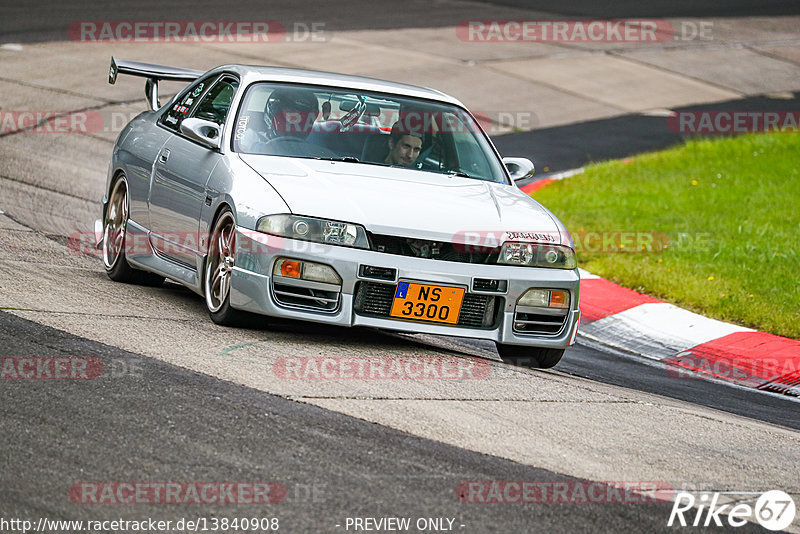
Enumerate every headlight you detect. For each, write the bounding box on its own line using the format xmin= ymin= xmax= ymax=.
xmin=498 ymin=242 xmax=577 ymax=269
xmin=256 ymin=214 xmax=369 ymax=249
xmin=273 ymin=258 xmax=342 ymax=285
xmin=518 ymin=289 xmax=569 ymax=308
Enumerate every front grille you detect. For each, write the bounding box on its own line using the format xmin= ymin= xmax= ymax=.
xmin=354 ymin=282 xmax=499 ymax=329
xmin=458 ymin=293 xmax=497 ymax=328
xmin=473 ymin=278 xmax=507 ymax=292
xmin=353 ymin=281 xmax=395 ymax=316
xmin=369 ymin=233 xmax=500 ymax=265
xmin=272 ymin=282 xmax=340 ymax=312
xmin=359 ymin=265 xmax=397 ymax=281
xmin=513 ymin=309 xmax=568 ymax=335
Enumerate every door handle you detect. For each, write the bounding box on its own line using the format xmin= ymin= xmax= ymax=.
xmin=159 ymin=148 xmax=170 ymax=163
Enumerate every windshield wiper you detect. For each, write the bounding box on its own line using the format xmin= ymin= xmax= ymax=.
xmin=443 ymin=170 xmax=502 ymax=183
xmin=314 ymin=156 xmax=361 ymax=163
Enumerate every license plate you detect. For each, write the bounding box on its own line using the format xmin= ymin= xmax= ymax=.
xmin=389 ymin=281 xmax=465 ymax=325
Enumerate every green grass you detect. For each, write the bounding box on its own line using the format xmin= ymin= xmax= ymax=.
xmin=533 ymin=132 xmax=800 ymax=339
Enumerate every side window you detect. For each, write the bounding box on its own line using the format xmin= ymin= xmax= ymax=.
xmin=191 ymin=77 xmax=239 ymax=126
xmin=160 ymin=76 xmax=215 ymax=132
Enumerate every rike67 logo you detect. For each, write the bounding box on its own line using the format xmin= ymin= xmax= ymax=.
xmin=668 ymin=490 xmax=796 ymax=531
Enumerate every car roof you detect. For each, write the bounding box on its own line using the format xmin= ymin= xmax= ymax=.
xmin=206 ymin=65 xmax=465 ymax=107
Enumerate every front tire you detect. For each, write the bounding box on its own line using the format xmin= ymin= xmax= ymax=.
xmin=102 ymin=176 xmax=164 ymax=286
xmin=495 ymin=344 xmax=565 ymax=369
xmin=204 ymin=208 xmax=258 ymax=327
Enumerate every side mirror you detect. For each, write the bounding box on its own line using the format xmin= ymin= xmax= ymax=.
xmin=181 ymin=118 xmax=221 ymax=150
xmin=503 ymin=157 xmax=535 ymax=182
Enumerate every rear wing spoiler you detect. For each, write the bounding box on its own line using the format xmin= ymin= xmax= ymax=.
xmin=108 ymin=56 xmax=204 ymax=111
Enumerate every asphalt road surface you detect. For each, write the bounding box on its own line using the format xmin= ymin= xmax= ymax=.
xmin=497 ymin=93 xmax=800 ymax=179
xmin=558 ymin=342 xmax=800 ymax=429
xmin=4 ymin=0 xmax=799 ymax=43
xmin=1 ymin=311 xmax=719 ymax=534
xmin=484 ymin=0 xmax=800 ymax=18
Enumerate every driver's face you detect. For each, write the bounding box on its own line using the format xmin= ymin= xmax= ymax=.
xmin=387 ymin=135 xmax=422 ymax=167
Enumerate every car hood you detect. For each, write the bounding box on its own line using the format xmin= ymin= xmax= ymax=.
xmin=240 ymin=155 xmax=565 ymax=245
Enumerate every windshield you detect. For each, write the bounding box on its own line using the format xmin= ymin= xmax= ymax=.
xmin=232 ymin=82 xmax=509 ymax=183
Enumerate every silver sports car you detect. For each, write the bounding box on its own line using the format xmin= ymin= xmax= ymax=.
xmin=97 ymin=57 xmax=580 ymax=368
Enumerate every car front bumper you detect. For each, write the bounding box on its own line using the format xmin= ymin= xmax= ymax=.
xmin=229 ymin=228 xmax=580 ymax=348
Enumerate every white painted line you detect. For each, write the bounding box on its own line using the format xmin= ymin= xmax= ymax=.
xmin=547 ymin=167 xmax=584 ymax=181
xmin=0 ymin=43 xmax=23 ymax=51
xmin=580 ymin=302 xmax=753 ymax=361
xmin=642 ymin=108 xmax=675 ymax=117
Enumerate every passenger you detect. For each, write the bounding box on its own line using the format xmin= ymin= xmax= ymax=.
xmin=385 ymin=122 xmax=423 ymax=167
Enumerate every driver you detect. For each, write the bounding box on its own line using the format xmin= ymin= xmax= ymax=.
xmin=385 ymin=121 xmax=423 ymax=167
xmin=263 ymin=87 xmax=319 ymax=140
xmin=240 ymin=87 xmax=319 ymax=152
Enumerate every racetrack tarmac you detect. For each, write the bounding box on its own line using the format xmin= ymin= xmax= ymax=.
xmin=1 ymin=311 xmax=729 ymax=534
xmin=5 ymin=0 xmax=799 ymax=44
xmin=497 ymin=92 xmax=800 ymax=179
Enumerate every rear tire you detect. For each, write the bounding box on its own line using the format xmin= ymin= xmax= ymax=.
xmin=103 ymin=176 xmax=165 ymax=287
xmin=495 ymin=343 xmax=565 ymax=369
